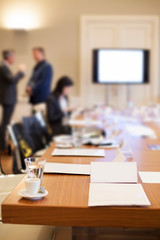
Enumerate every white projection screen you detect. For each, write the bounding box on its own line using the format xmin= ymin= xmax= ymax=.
xmin=93 ymin=49 xmax=150 ymax=84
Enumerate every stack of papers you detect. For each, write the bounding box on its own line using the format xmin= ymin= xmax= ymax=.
xmin=88 ymin=162 xmax=150 ymax=207
xmin=52 ymin=148 xmax=105 ymax=157
xmin=44 ymin=162 xmax=90 ymax=175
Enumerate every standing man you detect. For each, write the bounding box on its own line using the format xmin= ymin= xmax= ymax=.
xmin=26 ymin=47 xmax=53 ymax=105
xmin=0 ymin=50 xmax=26 ymax=152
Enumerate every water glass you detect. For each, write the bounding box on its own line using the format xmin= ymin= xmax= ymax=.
xmin=72 ymin=127 xmax=84 ymax=148
xmin=84 ymin=110 xmax=92 ymax=126
xmin=121 ymin=143 xmax=133 ymax=159
xmin=24 ymin=157 xmax=46 ymax=185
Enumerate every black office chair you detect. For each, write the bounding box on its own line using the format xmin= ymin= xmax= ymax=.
xmin=8 ymin=113 xmax=51 ymax=173
xmin=8 ymin=123 xmax=32 ymax=173
xmin=34 ymin=111 xmax=53 ymax=143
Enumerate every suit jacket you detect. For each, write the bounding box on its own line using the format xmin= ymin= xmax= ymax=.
xmin=46 ymin=94 xmax=71 ymax=136
xmin=28 ymin=60 xmax=53 ymax=105
xmin=0 ymin=63 xmax=24 ymax=105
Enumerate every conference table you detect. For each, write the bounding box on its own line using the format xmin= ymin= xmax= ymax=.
xmin=2 ymin=121 xmax=160 ymax=239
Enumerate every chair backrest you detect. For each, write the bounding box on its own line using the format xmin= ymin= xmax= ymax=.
xmin=35 ymin=111 xmax=53 ymax=143
xmin=8 ymin=123 xmax=33 ymax=172
xmin=8 ymin=125 xmax=18 ymax=147
xmin=8 ymin=114 xmax=52 ymax=173
xmin=22 ymin=115 xmax=47 ymax=152
xmin=35 ymin=111 xmax=46 ymax=127
xmin=8 ymin=125 xmax=23 ymax=172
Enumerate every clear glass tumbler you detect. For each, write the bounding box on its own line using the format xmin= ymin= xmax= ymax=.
xmin=72 ymin=127 xmax=84 ymax=148
xmin=24 ymin=157 xmax=46 ymax=185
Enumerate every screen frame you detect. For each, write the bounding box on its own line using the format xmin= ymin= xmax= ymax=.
xmin=92 ymin=48 xmax=150 ymax=85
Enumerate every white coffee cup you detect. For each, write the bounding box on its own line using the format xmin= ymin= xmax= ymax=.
xmin=25 ymin=178 xmax=40 ymax=195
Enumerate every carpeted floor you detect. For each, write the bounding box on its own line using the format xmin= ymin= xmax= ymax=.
xmin=72 ymin=227 xmax=160 ymax=240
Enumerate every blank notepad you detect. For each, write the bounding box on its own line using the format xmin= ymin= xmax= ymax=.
xmin=44 ymin=162 xmax=90 ymax=175
xmin=91 ymin=162 xmax=137 ymax=183
xmin=52 ymin=148 xmax=105 ymax=157
xmin=88 ymin=183 xmax=151 ymax=206
xmin=139 ymin=172 xmax=160 ymax=183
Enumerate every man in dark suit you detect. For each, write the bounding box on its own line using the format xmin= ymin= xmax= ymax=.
xmin=26 ymin=47 xmax=53 ymax=105
xmin=0 ymin=50 xmax=25 ymax=151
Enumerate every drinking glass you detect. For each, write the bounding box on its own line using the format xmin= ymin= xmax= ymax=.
xmin=72 ymin=127 xmax=84 ymax=148
xmin=121 ymin=143 xmax=133 ymax=159
xmin=84 ymin=110 xmax=92 ymax=127
xmin=24 ymin=158 xmax=46 ymax=185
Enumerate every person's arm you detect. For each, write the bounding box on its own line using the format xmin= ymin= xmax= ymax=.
xmin=46 ymin=97 xmax=65 ymax=123
xmin=1 ymin=66 xmax=25 ymax=83
xmin=31 ymin=65 xmax=53 ymax=94
xmin=26 ymin=68 xmax=35 ymax=95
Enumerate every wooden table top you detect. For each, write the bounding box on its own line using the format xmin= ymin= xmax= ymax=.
xmin=2 ymin=123 xmax=160 ymax=228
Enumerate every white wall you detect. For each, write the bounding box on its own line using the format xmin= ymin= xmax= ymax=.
xmin=0 ymin=0 xmax=160 ymax=106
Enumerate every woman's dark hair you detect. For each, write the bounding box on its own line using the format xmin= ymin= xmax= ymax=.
xmin=52 ymin=76 xmax=74 ymax=96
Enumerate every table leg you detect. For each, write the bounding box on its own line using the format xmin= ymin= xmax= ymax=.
xmin=54 ymin=226 xmax=72 ymax=240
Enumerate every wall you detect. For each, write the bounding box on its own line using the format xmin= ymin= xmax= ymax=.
xmin=0 ymin=0 xmax=160 ymax=103
xmin=80 ymin=16 xmax=159 ymax=108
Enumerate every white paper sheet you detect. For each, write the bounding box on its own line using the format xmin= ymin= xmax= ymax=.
xmin=91 ymin=162 xmax=137 ymax=183
xmin=88 ymin=183 xmax=151 ymax=206
xmin=69 ymin=119 xmax=102 ymax=126
xmin=52 ymin=148 xmax=105 ymax=157
xmin=139 ymin=171 xmax=160 ymax=183
xmin=44 ymin=162 xmax=90 ymax=175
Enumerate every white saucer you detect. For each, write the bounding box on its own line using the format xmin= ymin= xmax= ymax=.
xmin=56 ymin=143 xmax=73 ymax=149
xmin=54 ymin=135 xmax=72 ymax=143
xmin=18 ymin=189 xmax=48 ymax=200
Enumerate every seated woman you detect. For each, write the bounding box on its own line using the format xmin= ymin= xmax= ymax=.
xmin=46 ymin=76 xmax=74 ymax=136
